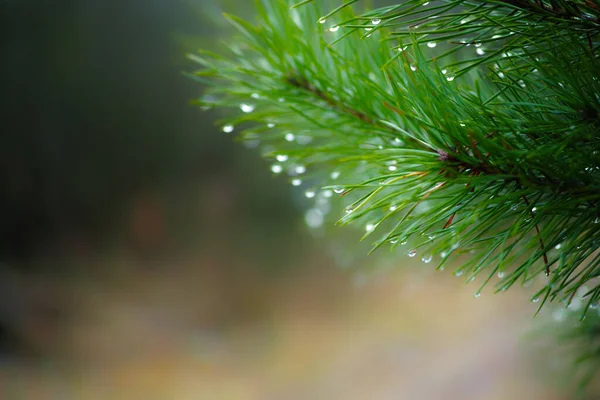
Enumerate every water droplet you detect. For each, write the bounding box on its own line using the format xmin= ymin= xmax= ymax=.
xmin=240 ymin=103 xmax=255 ymax=113
xmin=460 ymin=19 xmax=468 ymax=24
xmin=498 ymin=72 xmax=505 ymax=79
xmin=345 ymin=206 xmax=354 ymax=214
xmin=291 ymin=179 xmax=302 ymax=186
xmin=441 ymin=69 xmax=447 ymax=75
xmin=267 ymin=123 xmax=276 ymax=128
xmin=330 ymin=171 xmax=341 ymax=180
xmin=532 ymin=297 xmax=540 ymax=303
xmin=497 ymin=271 xmax=505 ymax=278
xmin=365 ymin=223 xmax=375 ymax=233
xmin=285 ymin=133 xmax=295 ymax=142
xmin=271 ymin=164 xmax=283 ymax=174
xmin=297 ymin=135 xmax=312 ymax=145
xmin=333 ymin=187 xmax=345 ymax=194
xmin=388 ymin=165 xmax=398 ymax=171
xmin=454 ymin=270 xmax=464 ymax=277
xmin=518 ymin=80 xmax=526 ymax=88
xmin=553 ymin=308 xmax=566 ymax=322
xmin=474 ymin=291 xmax=481 ymax=298
xmin=371 ymin=19 xmax=381 ymax=25
xmin=244 ymin=140 xmax=260 ymax=148
xmin=365 ymin=27 xmax=373 ymax=31
xmin=422 ymin=1 xmax=430 ymax=5
xmin=427 ymin=42 xmax=437 ymax=48
xmin=531 ymin=207 xmax=537 ymax=213
xmin=251 ymin=93 xmax=260 ymax=99
xmin=390 ymin=238 xmax=399 ymax=244
xmin=555 ymin=243 xmax=562 ymax=250
xmin=393 ymin=138 xmax=403 ymax=145
xmin=476 ymin=48 xmax=485 ymax=55
xmin=568 ymin=297 xmax=582 ymax=311
xmin=407 ymin=249 xmax=417 ymax=257
xmin=295 ymin=165 xmax=306 ymax=174
xmin=318 ymin=18 xmax=327 ymax=24
xmin=451 ymin=243 xmax=460 ymax=250
xmin=329 ymin=25 xmax=340 ymax=32
xmin=474 ymin=42 xmax=482 ymax=47
xmin=410 ymin=64 xmax=417 ymax=71
xmin=305 ymin=190 xmax=316 ymax=199
xmin=441 ymin=251 xmax=448 ymax=258
xmin=390 ymin=205 xmax=398 ymax=211
xmin=222 ymin=125 xmax=234 ymax=133
xmin=446 ymin=75 xmax=455 ymax=82
xmin=428 ymin=234 xmax=436 ymax=240
xmin=421 ymin=255 xmax=432 ymax=263
xmin=305 ymin=208 xmax=324 ymax=229
xmin=276 ymin=154 xmax=289 ymax=162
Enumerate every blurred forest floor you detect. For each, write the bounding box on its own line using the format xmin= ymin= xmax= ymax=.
xmin=0 ymin=185 xmax=563 ymax=400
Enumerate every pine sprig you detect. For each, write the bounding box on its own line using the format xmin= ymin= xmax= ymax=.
xmin=190 ymin=0 xmax=600 ymax=310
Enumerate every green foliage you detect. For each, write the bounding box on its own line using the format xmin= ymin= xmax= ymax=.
xmin=189 ymin=0 xmax=600 ymax=389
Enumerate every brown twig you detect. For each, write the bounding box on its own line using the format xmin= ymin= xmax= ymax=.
xmin=285 ymin=75 xmax=374 ymax=124
xmin=498 ymin=0 xmax=600 ymax=24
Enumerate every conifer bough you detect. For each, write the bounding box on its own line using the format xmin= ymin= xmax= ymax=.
xmin=190 ymin=0 xmax=600 ymax=391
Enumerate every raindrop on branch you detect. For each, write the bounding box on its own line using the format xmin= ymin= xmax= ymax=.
xmin=305 ymin=209 xmax=324 ymax=229
xmin=305 ymin=190 xmax=316 ymax=199
xmin=240 ymin=103 xmax=255 ymax=113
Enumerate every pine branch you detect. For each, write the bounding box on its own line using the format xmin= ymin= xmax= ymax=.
xmin=190 ymin=0 xmax=600 ymax=389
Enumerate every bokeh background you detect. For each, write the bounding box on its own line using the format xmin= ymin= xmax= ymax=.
xmin=0 ymin=1 xmax=572 ymax=399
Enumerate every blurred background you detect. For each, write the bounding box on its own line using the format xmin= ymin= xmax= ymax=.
xmin=0 ymin=1 xmax=570 ymax=398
